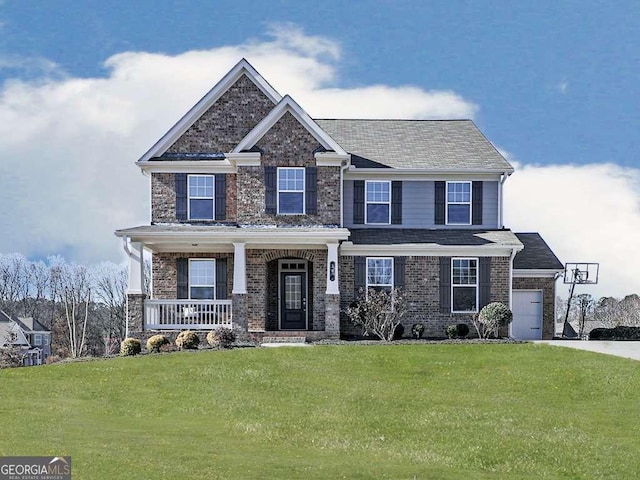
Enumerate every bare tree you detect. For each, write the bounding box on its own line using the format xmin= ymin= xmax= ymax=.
xmin=93 ymin=262 xmax=127 ymax=353
xmin=50 ymin=260 xmax=92 ymax=358
xmin=574 ymin=293 xmax=595 ymax=338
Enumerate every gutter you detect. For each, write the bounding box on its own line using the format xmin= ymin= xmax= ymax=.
xmin=498 ymin=171 xmax=510 ymax=229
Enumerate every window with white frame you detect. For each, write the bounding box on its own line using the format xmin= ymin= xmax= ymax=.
xmin=189 ymin=259 xmax=216 ymax=299
xmin=188 ymin=175 xmax=215 ymax=220
xmin=34 ymin=334 xmax=42 ymax=346
xmin=451 ymin=258 xmax=478 ymax=312
xmin=446 ymin=181 xmax=471 ymax=225
xmin=366 ymin=257 xmax=393 ymax=293
xmin=43 ymin=335 xmax=50 ymax=345
xmin=277 ymin=167 xmax=305 ymax=214
xmin=365 ymin=181 xmax=391 ymax=224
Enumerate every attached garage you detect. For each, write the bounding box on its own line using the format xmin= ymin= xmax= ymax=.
xmin=512 ymin=290 xmax=543 ymax=340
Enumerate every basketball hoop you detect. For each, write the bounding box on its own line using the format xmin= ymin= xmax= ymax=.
xmin=562 ymin=262 xmax=599 ymax=339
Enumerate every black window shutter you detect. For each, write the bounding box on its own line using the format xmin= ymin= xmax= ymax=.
xmin=216 ymin=258 xmax=227 ymax=300
xmin=265 ymin=166 xmax=277 ymax=214
xmin=394 ymin=257 xmax=406 ymax=291
xmin=305 ymin=167 xmax=317 ymax=214
xmin=472 ymin=181 xmax=483 ymax=225
xmin=353 ymin=181 xmax=365 ymax=224
xmin=478 ymin=257 xmax=491 ymax=309
xmin=391 ymin=181 xmax=402 ymax=225
xmin=215 ymin=174 xmax=226 ymax=221
xmin=354 ymin=256 xmax=366 ymax=298
xmin=175 ymin=174 xmax=187 ymax=221
xmin=435 ymin=181 xmax=446 ymax=225
xmin=177 ymin=258 xmax=189 ymax=299
xmin=439 ymin=256 xmax=452 ymax=313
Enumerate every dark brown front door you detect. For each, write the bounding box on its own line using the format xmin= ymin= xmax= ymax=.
xmin=280 ymin=272 xmax=307 ymax=330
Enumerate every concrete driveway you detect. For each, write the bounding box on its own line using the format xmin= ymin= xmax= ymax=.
xmin=535 ymin=340 xmax=640 ymax=361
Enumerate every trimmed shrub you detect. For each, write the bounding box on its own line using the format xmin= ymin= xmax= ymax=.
xmin=146 ymin=334 xmax=170 ymax=353
xmin=411 ymin=323 xmax=425 ymax=339
xmin=175 ymin=331 xmax=200 ymax=350
xmin=207 ymin=328 xmax=236 ymax=349
xmin=393 ymin=323 xmax=405 ymax=340
xmin=120 ymin=338 xmax=142 ymax=356
xmin=456 ymin=323 xmax=470 ymax=338
xmin=589 ymin=326 xmax=640 ymax=340
xmin=474 ymin=302 xmax=513 ymax=339
xmin=446 ymin=324 xmax=458 ymax=339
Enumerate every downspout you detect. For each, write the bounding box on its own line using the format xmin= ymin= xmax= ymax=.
xmin=508 ymin=247 xmax=518 ymax=339
xmin=340 ymin=160 xmax=349 ymax=228
xmin=499 ymin=172 xmax=509 ymax=229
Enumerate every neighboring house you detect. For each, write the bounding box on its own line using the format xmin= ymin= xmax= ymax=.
xmin=0 ymin=311 xmax=51 ymax=365
xmin=116 ymin=59 xmax=563 ymax=342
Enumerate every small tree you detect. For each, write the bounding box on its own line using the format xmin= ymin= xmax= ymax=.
xmin=346 ymin=288 xmax=407 ymax=341
xmin=472 ymin=302 xmax=513 ymax=339
xmin=0 ymin=332 xmax=25 ymax=368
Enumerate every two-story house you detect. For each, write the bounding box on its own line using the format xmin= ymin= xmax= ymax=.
xmin=116 ymin=59 xmax=563 ymax=342
xmin=0 ymin=311 xmax=51 ymax=365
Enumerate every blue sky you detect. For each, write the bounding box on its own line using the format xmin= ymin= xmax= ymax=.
xmin=0 ymin=1 xmax=638 ymax=297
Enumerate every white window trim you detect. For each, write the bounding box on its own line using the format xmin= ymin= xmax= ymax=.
xmin=187 ymin=174 xmax=215 ymax=220
xmin=277 ymin=167 xmax=305 ymax=215
xmin=451 ymin=257 xmax=479 ymax=313
xmin=366 ymin=257 xmax=394 ymax=294
xmin=445 ymin=181 xmax=472 ymax=226
xmin=34 ymin=334 xmax=42 ymax=346
xmin=365 ymin=180 xmax=391 ymax=225
xmin=188 ymin=258 xmax=216 ymax=300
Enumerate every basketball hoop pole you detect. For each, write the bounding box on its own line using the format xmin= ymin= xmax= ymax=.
xmin=562 ymin=275 xmax=578 ymax=338
xmin=561 ymin=263 xmax=599 ymax=338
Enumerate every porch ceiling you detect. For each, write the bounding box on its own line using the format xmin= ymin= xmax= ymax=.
xmin=115 ymin=225 xmax=350 ymax=253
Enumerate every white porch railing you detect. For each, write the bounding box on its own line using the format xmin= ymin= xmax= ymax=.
xmin=144 ymin=299 xmax=233 ymax=330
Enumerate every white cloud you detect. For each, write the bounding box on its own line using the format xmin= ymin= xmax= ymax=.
xmin=504 ymin=162 xmax=640 ymax=299
xmin=557 ymin=81 xmax=568 ymax=95
xmin=0 ymin=25 xmax=477 ymax=265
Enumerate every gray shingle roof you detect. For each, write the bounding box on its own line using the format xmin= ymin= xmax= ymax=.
xmin=513 ymin=233 xmax=564 ymax=270
xmin=348 ymin=229 xmax=522 ymax=247
xmin=315 ymin=119 xmax=513 ymax=171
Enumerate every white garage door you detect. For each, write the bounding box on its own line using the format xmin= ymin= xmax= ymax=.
xmin=512 ymin=291 xmax=543 ymax=340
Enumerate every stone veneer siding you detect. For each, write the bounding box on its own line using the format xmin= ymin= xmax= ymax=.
xmin=513 ymin=276 xmax=556 ymax=340
xmin=339 ymin=255 xmax=511 ymax=338
xmin=152 ymin=252 xmax=234 ymax=300
xmin=152 ymin=172 xmax=237 ymax=223
xmin=166 ymin=74 xmax=275 ymax=153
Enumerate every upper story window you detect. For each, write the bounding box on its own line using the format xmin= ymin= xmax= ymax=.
xmin=278 ymin=167 xmax=305 ymax=215
xmin=446 ymin=181 xmax=471 ymax=225
xmin=365 ymin=181 xmax=391 ymax=224
xmin=34 ymin=334 xmax=42 ymax=346
xmin=188 ymin=175 xmax=215 ymax=220
xmin=189 ymin=259 xmax=216 ymax=299
xmin=366 ymin=257 xmax=393 ymax=293
xmin=451 ymin=258 xmax=477 ymax=312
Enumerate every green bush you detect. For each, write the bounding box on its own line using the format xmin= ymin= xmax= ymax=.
xmin=120 ymin=338 xmax=142 ymax=356
xmin=589 ymin=326 xmax=640 ymax=340
xmin=456 ymin=323 xmax=469 ymax=338
xmin=446 ymin=324 xmax=458 ymax=339
xmin=175 ymin=331 xmax=200 ymax=350
xmin=411 ymin=323 xmax=425 ymax=339
xmin=146 ymin=334 xmax=170 ymax=353
xmin=207 ymin=328 xmax=236 ymax=349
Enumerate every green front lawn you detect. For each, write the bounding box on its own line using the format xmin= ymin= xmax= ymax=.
xmin=1 ymin=344 xmax=638 ymax=479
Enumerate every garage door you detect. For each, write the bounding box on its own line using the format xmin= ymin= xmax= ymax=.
xmin=512 ymin=291 xmax=543 ymax=340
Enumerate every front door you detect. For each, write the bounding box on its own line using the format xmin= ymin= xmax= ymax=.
xmin=280 ymin=272 xmax=307 ymax=330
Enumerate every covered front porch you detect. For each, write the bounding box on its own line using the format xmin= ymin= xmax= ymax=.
xmin=117 ymin=225 xmax=349 ymax=341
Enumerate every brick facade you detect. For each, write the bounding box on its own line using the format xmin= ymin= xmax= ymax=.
xmin=513 ymin=276 xmax=556 ymax=340
xmin=340 ymin=255 xmax=512 ymax=338
xmin=166 ymin=74 xmax=275 ymax=153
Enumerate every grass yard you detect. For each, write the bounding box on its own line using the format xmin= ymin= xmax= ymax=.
xmin=1 ymin=343 xmax=639 ymax=479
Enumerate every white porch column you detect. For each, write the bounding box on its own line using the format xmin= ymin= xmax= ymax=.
xmin=232 ymin=242 xmax=247 ymax=294
xmin=326 ymin=242 xmax=340 ymax=294
xmin=126 ymin=241 xmax=145 ymax=295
